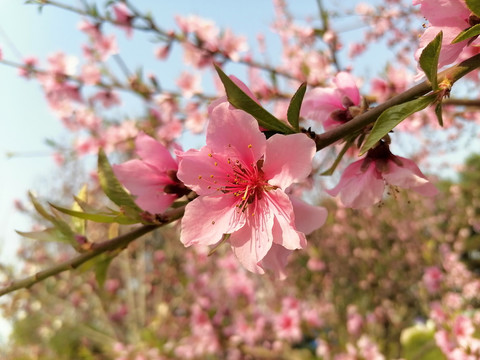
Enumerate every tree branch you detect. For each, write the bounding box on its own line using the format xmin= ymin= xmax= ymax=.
xmin=314 ymin=53 xmax=480 ymax=150
xmin=37 ymin=0 xmax=298 ymax=81
xmin=0 ymin=205 xmax=187 ymax=297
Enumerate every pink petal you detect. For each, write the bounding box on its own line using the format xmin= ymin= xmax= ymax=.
xmin=135 ymin=132 xmax=178 ymax=172
xmin=415 ymin=0 xmax=469 ymax=26
xmin=207 ymin=102 xmax=266 ymax=165
xmin=229 ymin=206 xmax=275 ymax=273
xmin=258 ymin=244 xmax=292 ymax=280
xmin=327 ymin=160 xmax=385 ymax=208
xmin=265 ymin=190 xmax=306 ymax=250
xmin=112 ymin=160 xmax=176 ymax=213
xmin=300 ymin=87 xmax=343 ymax=121
xmin=416 ymin=26 xmax=467 ymax=68
xmin=334 ymin=72 xmax=360 ymax=105
xmin=384 ymin=157 xmax=438 ymax=196
xmin=289 ymin=196 xmax=328 ymax=235
xmin=262 ymin=133 xmax=316 ymax=189
xmin=181 ymin=195 xmax=246 ymax=247
xmin=176 ymin=147 xmax=230 ymax=196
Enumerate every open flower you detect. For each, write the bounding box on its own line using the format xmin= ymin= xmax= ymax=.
xmin=414 ymin=0 xmax=480 ymax=69
xmin=328 ymin=142 xmax=438 ymax=208
xmin=177 ymin=101 xmax=326 ymax=276
xmin=112 ymin=2 xmax=134 ymax=37
xmin=301 ymin=72 xmax=361 ymax=131
xmin=113 ymin=133 xmax=187 ymax=214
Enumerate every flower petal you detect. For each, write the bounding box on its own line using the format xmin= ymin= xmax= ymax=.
xmin=266 ymin=190 xmax=306 ymax=250
xmin=263 ymin=133 xmax=316 ymax=189
xmin=177 ymin=147 xmax=231 ymax=196
xmin=258 ymin=243 xmax=292 ymax=280
xmin=112 ymin=160 xmax=176 ymax=213
xmin=229 ymin=205 xmax=274 ymax=273
xmin=384 ymin=157 xmax=438 ymax=196
xmin=289 ymin=196 xmax=328 ymax=235
xmin=207 ymin=102 xmax=266 ymax=165
xmin=327 ymin=160 xmax=384 ymax=208
xmin=300 ymin=87 xmax=343 ymax=121
xmin=334 ymin=72 xmax=360 ymax=105
xmin=181 ymin=195 xmax=246 ymax=247
xmin=135 ymin=132 xmax=177 ymax=172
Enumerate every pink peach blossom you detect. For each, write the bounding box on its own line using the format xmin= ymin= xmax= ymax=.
xmin=328 ymin=142 xmax=438 ymax=208
xmin=301 ymin=72 xmax=361 ymax=131
xmin=423 ymin=266 xmax=444 ymax=294
xmin=112 ymin=2 xmax=133 ymax=38
xmin=177 ymin=101 xmax=326 ymax=275
xmin=80 ymin=63 xmax=101 ymax=85
xmin=414 ymin=0 xmax=480 ymax=69
xmin=176 ymin=71 xmax=202 ymax=99
xmin=113 ymin=133 xmax=184 ymax=214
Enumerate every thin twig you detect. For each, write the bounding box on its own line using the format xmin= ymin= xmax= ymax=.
xmin=0 ymin=205 xmax=187 ymax=297
xmin=37 ymin=0 xmax=297 ymax=81
xmin=0 ymin=58 xmax=215 ymax=101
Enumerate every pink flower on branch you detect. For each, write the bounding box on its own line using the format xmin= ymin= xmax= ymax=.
xmin=414 ymin=0 xmax=480 ymax=69
xmin=328 ymin=142 xmax=438 ymax=208
xmin=113 ymin=133 xmax=188 ymax=214
xmin=301 ymin=72 xmax=362 ymax=131
xmin=177 ymin=102 xmax=326 ymax=276
xmin=112 ymin=2 xmax=134 ymax=38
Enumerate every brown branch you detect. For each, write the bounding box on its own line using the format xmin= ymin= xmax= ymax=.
xmin=314 ymin=53 xmax=480 ymax=150
xmin=443 ymin=98 xmax=480 ymax=107
xmin=0 ymin=205 xmax=187 ymax=297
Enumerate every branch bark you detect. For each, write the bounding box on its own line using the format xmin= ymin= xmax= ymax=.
xmin=0 ymin=205 xmax=186 ymax=297
xmin=314 ymin=53 xmax=480 ymax=150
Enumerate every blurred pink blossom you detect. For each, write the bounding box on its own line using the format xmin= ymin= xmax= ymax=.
xmin=112 ymin=2 xmax=134 ymax=37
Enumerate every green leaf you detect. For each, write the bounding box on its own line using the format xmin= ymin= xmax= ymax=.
xmin=466 ymin=0 xmax=480 ymax=17
xmin=49 ymin=203 xmax=140 ymax=225
xmin=16 ymin=228 xmax=73 ymax=244
xmin=97 ymin=149 xmax=143 ymax=215
xmin=359 ymin=95 xmax=436 ymax=155
xmin=452 ymin=23 xmax=480 ymax=44
xmin=435 ymin=102 xmax=443 ymax=127
xmin=214 ymin=65 xmax=295 ymax=134
xmin=419 ymin=31 xmax=443 ymax=90
xmin=287 ymin=83 xmax=307 ymax=132
xmin=28 ymin=192 xmax=76 ymax=246
xmin=95 ymin=254 xmax=114 ymax=288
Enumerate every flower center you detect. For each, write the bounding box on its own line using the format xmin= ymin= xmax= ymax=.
xmin=225 ymin=157 xmax=272 ymax=214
